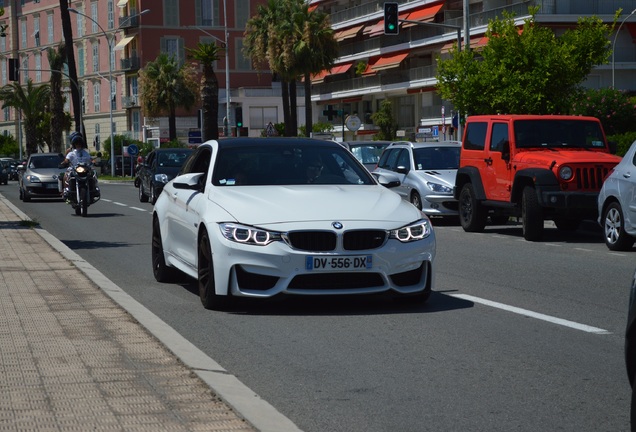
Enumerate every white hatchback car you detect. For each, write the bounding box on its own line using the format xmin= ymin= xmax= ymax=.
xmin=598 ymin=140 xmax=636 ymax=251
xmin=152 ymin=138 xmax=436 ymax=310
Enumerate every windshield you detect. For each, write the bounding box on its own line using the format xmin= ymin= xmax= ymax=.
xmin=413 ymin=146 xmax=460 ymax=170
xmin=213 ymin=144 xmax=376 ymax=186
xmin=514 ymin=120 xmax=606 ymax=149
xmin=29 ymin=155 xmax=64 ymax=169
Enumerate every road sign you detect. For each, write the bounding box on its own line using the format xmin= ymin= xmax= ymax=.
xmin=127 ymin=144 xmax=139 ymax=157
xmin=265 ymin=122 xmax=276 ymax=137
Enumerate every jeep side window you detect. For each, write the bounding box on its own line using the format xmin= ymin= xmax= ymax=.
xmin=464 ymin=122 xmax=487 ymax=151
xmin=490 ymin=123 xmax=509 ymax=153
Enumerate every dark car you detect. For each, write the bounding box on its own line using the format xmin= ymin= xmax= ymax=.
xmin=18 ymin=153 xmax=65 ymax=201
xmin=137 ymin=148 xmax=193 ymax=204
xmin=627 ymin=267 xmax=636 ymax=431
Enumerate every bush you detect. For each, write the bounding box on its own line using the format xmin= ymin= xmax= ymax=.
xmin=607 ymin=131 xmax=636 ymax=157
xmin=570 ymin=88 xmax=636 ymax=136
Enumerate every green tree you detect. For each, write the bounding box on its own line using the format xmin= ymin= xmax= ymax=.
xmin=371 ymin=100 xmax=396 ymax=140
xmin=0 ymin=80 xmax=51 ymax=156
xmin=436 ymin=8 xmax=616 ymax=115
xmin=187 ymin=42 xmax=222 ymax=141
xmin=138 ymin=53 xmax=199 ymax=141
xmin=291 ymin=3 xmax=339 ymax=137
xmin=570 ymin=88 xmax=636 ymax=135
xmin=0 ymin=134 xmax=18 ymax=157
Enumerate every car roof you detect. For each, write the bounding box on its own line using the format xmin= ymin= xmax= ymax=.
xmin=150 ymin=148 xmax=194 ymax=153
xmin=208 ymin=137 xmax=345 ymax=149
xmin=386 ymin=140 xmax=461 ymax=148
xmin=28 ymin=152 xmax=64 ymax=157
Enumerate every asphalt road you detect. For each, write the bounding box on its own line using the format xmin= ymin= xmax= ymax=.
xmin=2 ymin=180 xmax=633 ymax=432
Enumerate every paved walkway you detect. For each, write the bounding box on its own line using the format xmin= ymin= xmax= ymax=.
xmin=0 ymin=194 xmax=300 ymax=432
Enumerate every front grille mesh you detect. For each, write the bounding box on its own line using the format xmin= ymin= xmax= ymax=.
xmin=285 ymin=229 xmax=387 ymax=251
xmin=574 ymin=166 xmax=610 ymax=190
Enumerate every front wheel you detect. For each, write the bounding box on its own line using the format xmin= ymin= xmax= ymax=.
xmin=410 ymin=191 xmax=422 ymax=210
xmin=198 ymin=229 xmax=231 ymax=310
xmin=603 ymin=201 xmax=635 ymax=251
xmin=459 ymin=183 xmax=487 ymax=232
xmin=521 ymin=186 xmax=543 ymax=241
xmin=79 ymin=186 xmax=88 ymax=217
xmin=152 ymin=217 xmax=179 ymax=282
xmin=139 ymin=182 xmax=149 ymax=202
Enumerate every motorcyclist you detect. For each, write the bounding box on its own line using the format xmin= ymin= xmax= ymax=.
xmin=59 ymin=132 xmax=99 ymax=201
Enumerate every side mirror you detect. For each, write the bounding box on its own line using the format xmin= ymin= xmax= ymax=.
xmin=396 ymin=166 xmax=409 ymax=174
xmin=172 ymin=172 xmax=205 ymax=191
xmin=373 ymin=172 xmax=401 ymax=188
xmin=16 ymin=165 xmax=25 ymax=171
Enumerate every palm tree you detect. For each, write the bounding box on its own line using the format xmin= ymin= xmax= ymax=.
xmin=0 ymin=80 xmax=51 ymax=156
xmin=244 ymin=0 xmax=298 ymax=136
xmin=187 ymin=42 xmax=222 ymax=141
xmin=243 ymin=0 xmax=338 ymax=137
xmin=47 ymin=43 xmax=68 ymax=153
xmin=59 ymin=0 xmax=82 ymax=133
xmin=139 ymin=53 xmax=199 ymax=141
xmin=291 ymin=5 xmax=338 ymax=136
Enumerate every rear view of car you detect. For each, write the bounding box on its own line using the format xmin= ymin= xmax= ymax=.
xmin=342 ymin=141 xmax=391 ymax=171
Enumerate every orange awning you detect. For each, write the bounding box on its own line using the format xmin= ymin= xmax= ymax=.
xmin=331 ymin=63 xmax=353 ymax=75
xmin=370 ymin=52 xmax=408 ymax=71
xmin=365 ymin=21 xmax=385 ymax=37
xmin=335 ymin=24 xmax=364 ymax=41
xmin=311 ymin=69 xmax=329 ymax=83
xmin=440 ymin=36 xmax=488 ymax=53
xmin=311 ymin=63 xmax=353 ymax=83
xmin=402 ymin=2 xmax=444 ymax=28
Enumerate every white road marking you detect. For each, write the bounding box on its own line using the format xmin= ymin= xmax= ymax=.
xmin=449 ymin=293 xmax=611 ymax=335
xmin=129 ymin=207 xmax=148 ymax=212
xmin=113 ymin=202 xmax=127 ymax=207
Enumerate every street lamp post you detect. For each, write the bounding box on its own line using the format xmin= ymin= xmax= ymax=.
xmin=68 ymin=8 xmax=149 ymax=176
xmin=612 ymin=8 xmax=636 ymax=88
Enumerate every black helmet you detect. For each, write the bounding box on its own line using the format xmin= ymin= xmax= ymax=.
xmin=70 ymin=131 xmax=86 ymax=148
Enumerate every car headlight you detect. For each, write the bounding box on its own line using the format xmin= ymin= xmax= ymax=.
xmin=559 ymin=166 xmax=573 ymax=181
xmin=389 ymin=219 xmax=432 ymax=242
xmin=426 ymin=182 xmax=453 ymax=193
xmin=154 ymin=173 xmax=169 ymax=184
xmin=219 ymin=223 xmax=282 ymax=246
xmin=25 ymin=175 xmax=41 ymax=183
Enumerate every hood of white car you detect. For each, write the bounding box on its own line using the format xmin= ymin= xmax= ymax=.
xmin=210 ymin=185 xmax=422 ymax=226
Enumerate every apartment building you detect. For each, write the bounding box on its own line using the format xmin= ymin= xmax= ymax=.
xmin=0 ymin=0 xmax=291 ymax=153
xmin=309 ymin=0 xmax=636 ymax=142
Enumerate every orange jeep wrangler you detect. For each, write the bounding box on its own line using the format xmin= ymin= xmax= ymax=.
xmin=454 ymin=114 xmax=621 ymax=241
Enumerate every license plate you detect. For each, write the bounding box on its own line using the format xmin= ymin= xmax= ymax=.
xmin=46 ymin=183 xmax=59 ymax=189
xmin=305 ymin=255 xmax=372 ymax=271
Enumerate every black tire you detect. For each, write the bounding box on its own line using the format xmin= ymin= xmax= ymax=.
xmin=410 ymin=191 xmax=422 ymax=210
xmin=75 ymin=206 xmax=81 ymax=216
xmin=22 ymin=188 xmax=30 ymax=202
xmin=139 ymin=182 xmax=149 ymax=202
xmin=152 ymin=217 xmax=179 ymax=282
xmin=198 ymin=228 xmax=231 ymax=310
xmin=602 ymin=201 xmax=635 ymax=251
xmin=553 ymin=217 xmax=582 ymax=232
xmin=459 ymin=183 xmax=487 ymax=232
xmin=521 ymin=186 xmax=544 ymax=241
xmin=150 ymin=186 xmax=157 ymax=205
xmin=80 ymin=186 xmax=88 ymax=217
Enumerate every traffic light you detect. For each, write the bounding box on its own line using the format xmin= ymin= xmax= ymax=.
xmin=8 ymin=58 xmax=19 ymax=82
xmin=384 ymin=2 xmax=399 ymax=35
xmin=235 ymin=107 xmax=243 ymax=128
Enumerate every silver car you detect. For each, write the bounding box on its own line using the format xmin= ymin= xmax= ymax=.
xmin=373 ymin=141 xmax=461 ymax=218
xmin=340 ymin=141 xmax=391 ymax=171
xmin=18 ymin=153 xmax=66 ymax=202
xmin=598 ymin=140 xmax=636 ymax=251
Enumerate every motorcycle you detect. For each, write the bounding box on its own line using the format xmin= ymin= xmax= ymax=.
xmin=64 ymin=162 xmax=100 ymax=217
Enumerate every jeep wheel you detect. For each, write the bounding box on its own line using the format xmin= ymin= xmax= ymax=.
xmin=521 ymin=186 xmax=544 ymax=241
xmin=602 ymin=202 xmax=635 ymax=251
xmin=459 ymin=183 xmax=486 ymax=232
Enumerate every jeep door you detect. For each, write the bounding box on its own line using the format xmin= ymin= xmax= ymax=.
xmin=485 ymin=122 xmax=513 ymax=201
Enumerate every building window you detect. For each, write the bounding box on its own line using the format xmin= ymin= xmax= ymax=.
xmin=236 ymin=0 xmax=249 ymax=28
xmin=132 ymin=110 xmax=140 ymax=134
xmin=107 ymin=0 xmax=114 ymax=30
xmin=4 ymin=107 xmax=10 ymax=122
xmin=1 ymin=61 xmax=5 ymax=85
xmin=78 ymin=47 xmax=85 ymax=76
xmin=235 ymin=38 xmax=251 ymax=71
xmin=111 ymin=79 xmax=117 ymax=110
xmin=200 ymin=0 xmax=214 ymax=26
xmin=20 ymin=20 xmax=26 ymax=49
xmin=249 ymin=107 xmax=277 ymax=129
xmin=21 ymin=58 xmax=28 ymax=84
xmin=160 ymin=37 xmax=184 ymax=65
xmin=33 ymin=16 xmax=40 ymax=47
xmin=92 ymin=42 xmax=100 ymax=72
xmin=164 ymin=0 xmax=179 ymax=27
xmin=47 ymin=13 xmax=54 ymax=44
xmin=91 ymin=2 xmax=99 ymax=33
xmin=94 ymin=82 xmax=100 ymax=112
xmin=35 ymin=54 xmax=41 ymax=82
xmin=76 ymin=10 xmax=84 ymax=37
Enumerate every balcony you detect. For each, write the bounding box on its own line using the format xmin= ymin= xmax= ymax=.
xmin=119 ymin=15 xmax=140 ymax=29
xmin=120 ymin=57 xmax=140 ymax=71
xmin=122 ymin=95 xmax=139 ymax=108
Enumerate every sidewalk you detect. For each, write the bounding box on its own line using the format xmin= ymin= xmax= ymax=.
xmin=0 ymin=195 xmax=300 ymax=432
